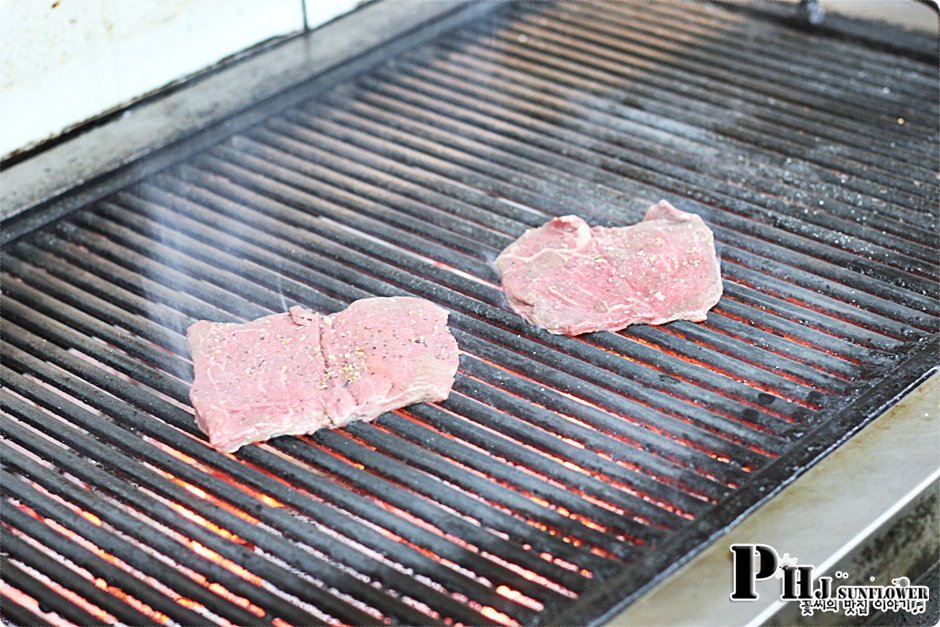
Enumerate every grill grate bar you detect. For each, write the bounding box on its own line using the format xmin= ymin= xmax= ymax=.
xmin=660 ymin=2 xmax=936 ymax=85
xmin=1 ymin=376 xmax=400 ymax=626
xmin=424 ymin=42 xmax=936 ymax=233
xmin=344 ymin=88 xmax=935 ymax=290
xmin=0 ymin=587 xmax=56 ymax=627
xmin=712 ymin=290 xmax=900 ymax=358
xmin=232 ymin=115 xmax=923 ymax=347
xmin=207 ymin=150 xmax=853 ymax=405
xmin=1 ymin=262 xmax=640 ymax=572
xmin=0 ymin=282 xmax=604 ymax=600
xmin=1 ymin=3 xmax=936 ymax=624
xmin=619 ymin=3 xmax=935 ymax=102
xmin=0 ymin=555 xmax=107 ymax=627
xmin=226 ymin=127 xmax=899 ymax=376
xmin=228 ymin=127 xmax=904 ymax=386
xmin=255 ymin=439 xmax=601 ymax=593
xmin=454 ymin=342 xmax=758 ymax=481
xmin=314 ymin=426 xmax=636 ymax=561
xmin=62 ymin=182 xmax=784 ymax=466
xmin=178 ymin=153 xmax=825 ymax=421
xmin=96 ymin=191 xmax=765 ymax=466
xmin=0 ymin=526 xmax=158 ymax=626
xmin=294 ymin=98 xmax=937 ymax=302
xmin=4 ymin=314 xmax=564 ymax=621
xmin=450 ymin=375 xmax=730 ymax=501
xmin=195 ymin=147 xmax=836 ymax=409
xmin=14 ymin=232 xmax=719 ymax=522
xmin=3 ymin=449 xmax=273 ymax=627
xmin=408 ymin=48 xmax=936 ymax=243
xmin=3 ymin=380 xmax=532 ymax=624
xmin=13 ymin=225 xmax=724 ymax=518
xmin=442 ymin=27 xmax=938 ymax=216
xmin=506 ymin=5 xmax=937 ymax=154
xmin=332 ymin=41 xmax=932 ymax=258
xmin=537 ymin=3 xmax=938 ymax=141
xmin=346 ymin=416 xmax=661 ymax=545
xmin=3 ymin=211 xmax=752 ymax=560
xmin=1 ymin=462 xmax=266 ymax=626
xmin=11 ymin=228 xmax=712 ymax=544
xmin=397 ymin=397 xmax=710 ymax=521
xmin=276 ymin=104 xmax=936 ymax=326
xmin=280 ymin=106 xmax=938 ymax=326
xmin=370 ymin=58 xmax=937 ymax=259
xmin=3 ymin=388 xmax=472 ymax=626
xmin=96 ymin=189 xmax=788 ymax=459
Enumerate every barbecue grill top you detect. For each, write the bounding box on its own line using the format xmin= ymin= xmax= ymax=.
xmin=2 ymin=2 xmax=937 ymax=625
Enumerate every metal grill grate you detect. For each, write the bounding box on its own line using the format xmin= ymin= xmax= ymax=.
xmin=2 ymin=2 xmax=937 ymax=625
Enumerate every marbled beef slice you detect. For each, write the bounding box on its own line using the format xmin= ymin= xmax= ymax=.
xmin=495 ymin=201 xmax=722 ymax=335
xmin=187 ymin=297 xmax=459 ymax=452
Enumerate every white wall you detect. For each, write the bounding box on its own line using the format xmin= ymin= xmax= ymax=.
xmin=0 ymin=0 xmax=359 ymax=160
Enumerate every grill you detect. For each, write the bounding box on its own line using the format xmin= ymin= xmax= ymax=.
xmin=1 ymin=1 xmax=937 ymax=625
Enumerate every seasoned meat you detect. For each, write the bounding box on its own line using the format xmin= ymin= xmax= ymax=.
xmin=495 ymin=201 xmax=723 ymax=336
xmin=187 ymin=297 xmax=459 ymax=452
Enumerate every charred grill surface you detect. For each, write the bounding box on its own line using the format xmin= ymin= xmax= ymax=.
xmin=1 ymin=2 xmax=937 ymax=625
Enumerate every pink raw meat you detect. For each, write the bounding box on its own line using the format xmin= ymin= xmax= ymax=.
xmin=495 ymin=201 xmax=723 ymax=336
xmin=187 ymin=297 xmax=459 ymax=452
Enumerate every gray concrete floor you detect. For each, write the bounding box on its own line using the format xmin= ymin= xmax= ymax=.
xmin=865 ymin=561 xmax=940 ymax=626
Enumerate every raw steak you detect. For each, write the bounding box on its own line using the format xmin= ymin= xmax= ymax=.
xmin=495 ymin=201 xmax=723 ymax=336
xmin=187 ymin=297 xmax=459 ymax=452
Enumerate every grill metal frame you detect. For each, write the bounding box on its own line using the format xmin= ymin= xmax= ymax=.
xmin=1 ymin=1 xmax=937 ymax=625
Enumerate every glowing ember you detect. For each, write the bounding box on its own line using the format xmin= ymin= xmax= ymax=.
xmin=17 ymin=506 xmax=173 ymax=624
xmin=153 ymin=441 xmax=281 ymax=522
xmin=95 ymin=578 xmax=171 ymax=624
xmin=484 ymin=551 xmax=578 ymax=599
xmin=156 ymin=444 xmax=201 ymax=466
xmin=177 ymin=597 xmax=204 ymax=610
xmin=165 ymin=475 xmax=260 ymax=526
xmin=181 ymin=482 xmax=209 ymax=499
xmin=480 ymin=605 xmax=518 ymax=627
xmin=6 ymin=578 xmax=117 ymax=624
xmin=208 ymin=582 xmax=265 ymax=618
xmin=190 ymin=541 xmax=263 ymax=587
xmin=589 ymin=545 xmax=619 ymax=560
xmin=169 ymin=502 xmax=244 ymax=544
xmin=43 ymin=517 xmax=117 ymax=565
xmin=258 ymin=494 xmax=284 ymax=508
xmin=81 ymin=511 xmax=103 ymax=526
xmin=0 ymin=585 xmax=58 ymax=622
xmin=495 ymin=585 xmax=544 ymax=611
xmin=571 ymin=515 xmax=606 ymax=533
